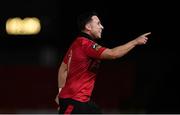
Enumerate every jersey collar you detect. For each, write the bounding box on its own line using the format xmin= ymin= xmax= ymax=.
xmin=78 ymin=32 xmax=95 ymax=41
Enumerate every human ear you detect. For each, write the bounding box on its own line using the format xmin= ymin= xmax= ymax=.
xmin=85 ymin=23 xmax=91 ymax=31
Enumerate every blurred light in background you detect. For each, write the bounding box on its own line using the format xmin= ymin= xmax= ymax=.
xmin=6 ymin=17 xmax=41 ymax=35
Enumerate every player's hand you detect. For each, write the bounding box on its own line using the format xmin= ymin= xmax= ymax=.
xmin=55 ymin=94 xmax=60 ymax=110
xmin=135 ymin=32 xmax=151 ymax=45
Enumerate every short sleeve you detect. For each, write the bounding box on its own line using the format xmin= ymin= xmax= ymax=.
xmin=63 ymin=48 xmax=71 ymax=64
xmin=82 ymin=39 xmax=107 ymax=59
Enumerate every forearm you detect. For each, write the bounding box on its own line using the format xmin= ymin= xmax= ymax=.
xmin=111 ymin=39 xmax=137 ymax=59
xmin=55 ymin=67 xmax=67 ymax=105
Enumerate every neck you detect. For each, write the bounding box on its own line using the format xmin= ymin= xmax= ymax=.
xmin=79 ymin=31 xmax=95 ymax=41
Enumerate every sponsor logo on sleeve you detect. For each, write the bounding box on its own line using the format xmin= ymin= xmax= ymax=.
xmin=92 ymin=43 xmax=101 ymax=51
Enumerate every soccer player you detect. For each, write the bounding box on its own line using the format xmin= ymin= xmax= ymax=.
xmin=55 ymin=11 xmax=150 ymax=114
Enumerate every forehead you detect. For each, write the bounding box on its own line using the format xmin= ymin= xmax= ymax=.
xmin=91 ymin=15 xmax=100 ymax=22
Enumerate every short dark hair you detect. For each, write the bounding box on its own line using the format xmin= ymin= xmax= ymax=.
xmin=77 ymin=11 xmax=98 ymax=31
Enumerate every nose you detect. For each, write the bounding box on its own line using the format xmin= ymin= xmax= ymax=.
xmin=100 ymin=24 xmax=104 ymax=29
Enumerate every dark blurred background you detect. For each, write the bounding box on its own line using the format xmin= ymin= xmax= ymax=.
xmin=0 ymin=0 xmax=180 ymax=113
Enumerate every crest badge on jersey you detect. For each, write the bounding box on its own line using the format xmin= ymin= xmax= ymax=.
xmin=92 ymin=43 xmax=101 ymax=51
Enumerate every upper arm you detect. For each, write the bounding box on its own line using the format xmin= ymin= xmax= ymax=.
xmin=59 ymin=62 xmax=67 ymax=74
xmin=58 ymin=62 xmax=68 ymax=88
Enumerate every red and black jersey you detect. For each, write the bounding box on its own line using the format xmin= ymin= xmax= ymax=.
xmin=59 ymin=33 xmax=107 ymax=102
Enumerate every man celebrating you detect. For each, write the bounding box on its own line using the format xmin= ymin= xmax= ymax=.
xmin=55 ymin=11 xmax=151 ymax=114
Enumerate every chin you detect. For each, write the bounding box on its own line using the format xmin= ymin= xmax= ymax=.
xmin=94 ymin=34 xmax=101 ymax=39
xmin=97 ymin=34 xmax=102 ymax=39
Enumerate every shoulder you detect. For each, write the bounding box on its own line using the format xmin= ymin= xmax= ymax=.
xmin=76 ymin=37 xmax=94 ymax=46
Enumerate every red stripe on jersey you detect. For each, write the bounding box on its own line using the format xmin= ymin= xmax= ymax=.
xmin=64 ymin=104 xmax=74 ymax=114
